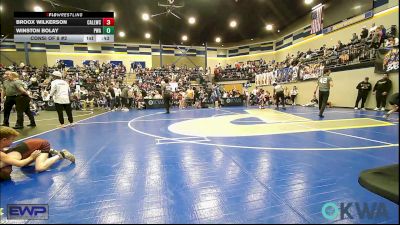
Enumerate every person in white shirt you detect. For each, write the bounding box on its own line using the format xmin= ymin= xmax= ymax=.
xmin=252 ymin=87 xmax=258 ymax=96
xmin=42 ymin=90 xmax=50 ymax=102
xmin=113 ymin=85 xmax=122 ymax=110
xmin=41 ymin=89 xmax=50 ymax=109
xmin=290 ymin=86 xmax=299 ymax=106
xmin=49 ymin=71 xmax=74 ymax=128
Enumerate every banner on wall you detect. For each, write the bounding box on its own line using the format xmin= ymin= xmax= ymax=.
xmin=374 ymin=47 xmax=399 ymax=74
xmin=255 ymin=66 xmax=300 ymax=86
xmin=110 ymin=61 xmax=123 ymax=67
xmin=299 ymin=63 xmax=324 ymax=81
xmin=59 ymin=60 xmax=73 ymax=67
xmin=131 ymin=61 xmax=146 ymax=69
xmin=82 ymin=60 xmax=98 ymax=66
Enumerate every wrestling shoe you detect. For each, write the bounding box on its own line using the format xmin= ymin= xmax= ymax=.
xmin=49 ymin=149 xmax=59 ymax=157
xmin=60 ymin=149 xmax=76 ymax=163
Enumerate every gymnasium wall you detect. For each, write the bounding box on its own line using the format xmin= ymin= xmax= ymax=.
xmin=1 ymin=51 xmax=47 ymax=66
xmin=222 ymin=83 xmax=244 ymax=93
xmin=223 ymin=52 xmax=276 ymax=66
xmin=152 ymin=55 xmax=206 ymax=68
xmin=207 ymin=58 xmax=225 ymax=70
xmin=1 ymin=41 xmax=49 ymax=66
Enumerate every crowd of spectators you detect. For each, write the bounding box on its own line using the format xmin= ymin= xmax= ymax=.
xmin=0 ymin=62 xmax=218 ymax=113
xmin=214 ymin=23 xmax=398 ymax=83
xmin=0 ymin=61 xmax=130 ymax=112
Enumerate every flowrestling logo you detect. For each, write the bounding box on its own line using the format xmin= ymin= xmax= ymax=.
xmin=321 ymin=202 xmax=388 ymax=221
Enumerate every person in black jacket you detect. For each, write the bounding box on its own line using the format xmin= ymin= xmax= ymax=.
xmin=360 ymin=27 xmax=369 ymax=40
xmin=354 ymin=77 xmax=372 ymax=110
xmin=161 ymin=78 xmax=173 ymax=114
xmin=373 ymin=73 xmax=392 ymax=111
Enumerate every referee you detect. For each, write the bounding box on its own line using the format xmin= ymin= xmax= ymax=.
xmin=273 ymin=82 xmax=286 ymax=110
xmin=1 ymin=71 xmax=36 ymax=129
xmin=161 ymin=78 xmax=173 ymax=114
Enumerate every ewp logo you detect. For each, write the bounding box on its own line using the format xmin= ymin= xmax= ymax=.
xmin=321 ymin=202 xmax=388 ymax=221
xmin=7 ymin=204 xmax=49 ymax=220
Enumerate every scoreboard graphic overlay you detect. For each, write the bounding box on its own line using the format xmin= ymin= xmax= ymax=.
xmin=14 ymin=12 xmax=114 ymax=43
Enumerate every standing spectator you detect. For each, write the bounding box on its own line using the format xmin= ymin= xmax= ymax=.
xmin=14 ymin=74 xmax=36 ymax=129
xmin=290 ymin=86 xmax=299 ymax=106
xmin=127 ymin=86 xmax=134 ymax=109
xmin=1 ymin=71 xmax=20 ymax=127
xmin=114 ymin=84 xmax=122 ymax=110
xmin=336 ymin=40 xmax=344 ymax=50
xmin=284 ymin=86 xmax=291 ymax=104
xmin=193 ymin=87 xmax=200 ymax=108
xmin=360 ymin=26 xmax=369 ymax=40
xmin=107 ymin=84 xmax=116 ymax=111
xmin=186 ymin=87 xmax=194 ymax=107
xmin=50 ymin=71 xmax=74 ymax=128
xmin=121 ymin=85 xmax=129 ymax=111
xmin=1 ymin=71 xmax=36 ymax=129
xmin=212 ymin=84 xmax=222 ymax=109
xmin=351 ymin=33 xmax=359 ymax=44
xmin=314 ymin=68 xmax=333 ymax=118
xmin=2 ymin=71 xmax=21 ymax=127
xmin=354 ymin=77 xmax=372 ymax=110
xmin=244 ymin=88 xmax=250 ymax=107
xmin=379 ymin=25 xmax=387 ymax=45
xmin=388 ymin=25 xmax=397 ymax=38
xmin=371 ymin=27 xmax=382 ymax=49
xmin=42 ymin=89 xmax=50 ymax=109
xmin=373 ymin=73 xmax=392 ymax=111
xmin=258 ymin=89 xmax=267 ymax=109
xmin=369 ymin=23 xmax=378 ymax=34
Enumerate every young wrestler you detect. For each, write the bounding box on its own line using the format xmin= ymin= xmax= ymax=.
xmin=0 ymin=126 xmax=75 ymax=181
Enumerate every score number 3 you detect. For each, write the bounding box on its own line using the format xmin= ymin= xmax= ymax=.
xmin=102 ymin=18 xmax=115 ymax=26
